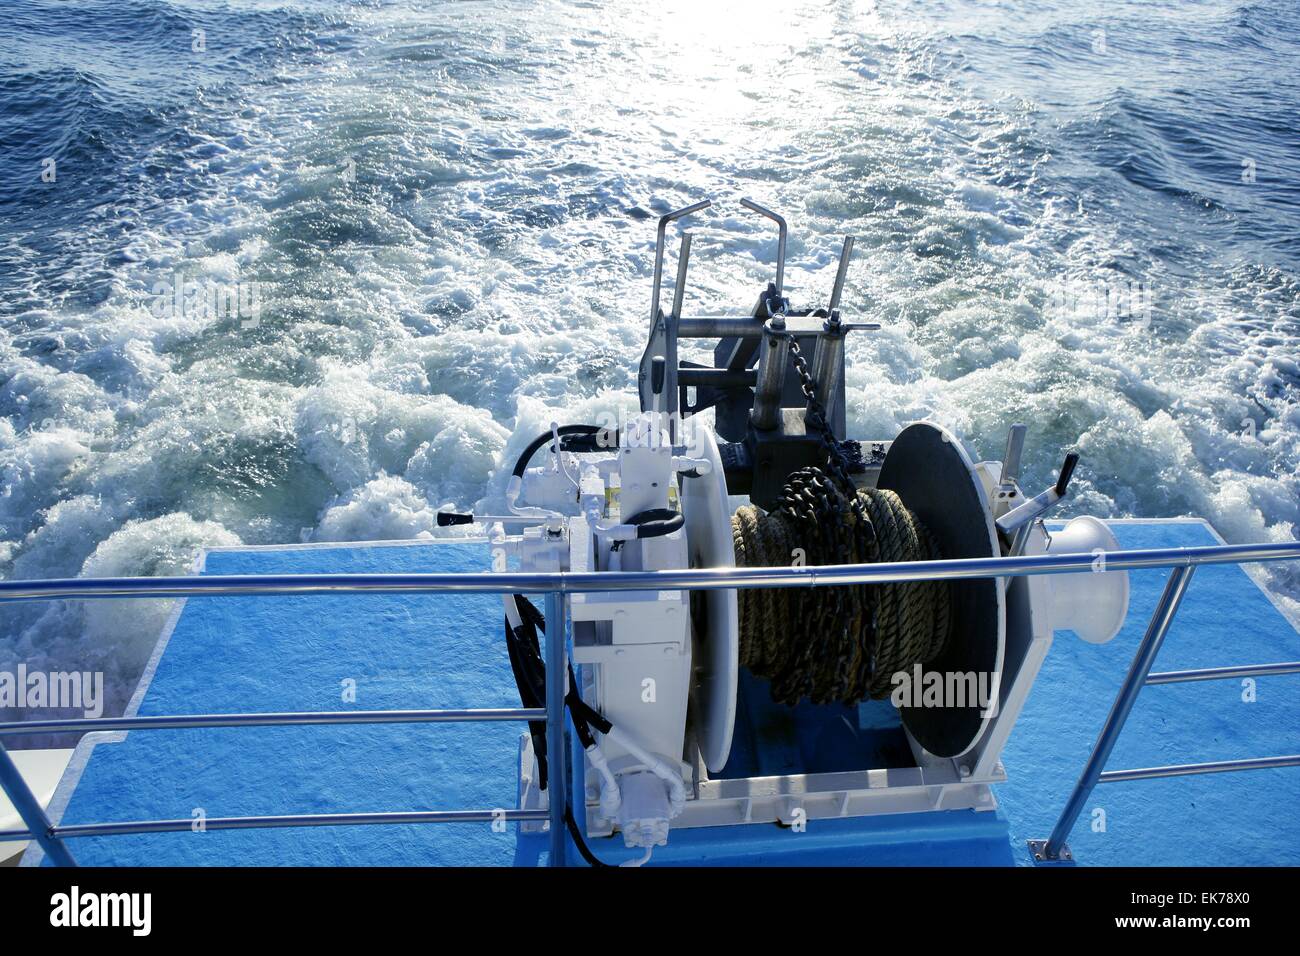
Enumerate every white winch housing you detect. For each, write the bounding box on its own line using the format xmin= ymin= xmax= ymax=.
xmin=493 ymin=410 xmax=1130 ymax=852
xmin=488 ymin=201 xmax=1131 ymax=855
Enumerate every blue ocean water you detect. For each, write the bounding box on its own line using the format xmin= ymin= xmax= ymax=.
xmin=1 ymin=0 xmax=1297 ymax=718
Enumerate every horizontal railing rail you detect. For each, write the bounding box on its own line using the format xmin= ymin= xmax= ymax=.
xmin=0 ymin=600 xmax=573 ymax=868
xmin=0 ymin=540 xmax=1296 ymax=602
xmin=1145 ymin=661 xmax=1300 ymax=685
xmin=0 ymin=708 xmax=545 ymax=737
xmin=0 ymin=809 xmax=551 ymax=843
xmin=2 ymin=539 xmax=1297 ymax=868
xmin=1097 ymin=754 xmax=1300 ymax=784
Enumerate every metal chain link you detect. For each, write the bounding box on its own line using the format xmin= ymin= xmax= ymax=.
xmin=733 ymin=327 xmax=951 ymax=705
xmin=782 ymin=332 xmax=875 ymax=546
xmin=774 ymin=329 xmax=879 ymax=701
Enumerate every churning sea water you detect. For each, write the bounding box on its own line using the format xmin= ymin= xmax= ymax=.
xmin=1 ymin=0 xmax=1297 ymax=724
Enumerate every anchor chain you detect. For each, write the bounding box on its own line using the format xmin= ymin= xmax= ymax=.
xmin=731 ymin=327 xmax=952 ymax=705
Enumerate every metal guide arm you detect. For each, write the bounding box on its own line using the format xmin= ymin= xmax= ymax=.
xmin=641 ymin=201 xmax=709 ymax=419
xmin=649 ymin=199 xmax=710 ymax=327
xmin=828 ymin=235 xmax=854 ymax=314
xmin=739 ymin=198 xmax=787 ymax=298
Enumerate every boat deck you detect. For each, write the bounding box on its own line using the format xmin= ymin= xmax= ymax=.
xmin=26 ymin=519 xmax=1300 ymax=866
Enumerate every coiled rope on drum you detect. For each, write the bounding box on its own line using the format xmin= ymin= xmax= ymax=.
xmin=730 ymin=333 xmax=952 ymax=706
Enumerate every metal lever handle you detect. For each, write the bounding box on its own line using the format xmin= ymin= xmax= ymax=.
xmin=1055 ymin=452 xmax=1080 ymax=496
xmin=437 ymin=511 xmax=548 ymax=526
xmin=828 ymin=235 xmax=855 ymax=314
xmin=670 ymin=233 xmax=692 ymax=320
xmin=995 ymin=452 xmax=1082 ymax=548
xmin=650 ymin=200 xmax=711 ymax=326
xmin=739 ymin=198 xmax=788 ymax=297
xmin=999 ymin=423 xmax=1028 ymax=486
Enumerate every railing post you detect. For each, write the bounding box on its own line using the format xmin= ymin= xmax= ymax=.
xmin=0 ymin=739 xmax=77 ymax=866
xmin=545 ymin=590 xmax=568 ymax=866
xmin=1031 ymin=564 xmax=1196 ymax=862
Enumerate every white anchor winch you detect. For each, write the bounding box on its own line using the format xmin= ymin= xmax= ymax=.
xmin=440 ymin=199 xmax=1130 ymax=858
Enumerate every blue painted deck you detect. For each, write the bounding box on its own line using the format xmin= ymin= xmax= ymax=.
xmin=34 ymin=520 xmax=1300 ymax=866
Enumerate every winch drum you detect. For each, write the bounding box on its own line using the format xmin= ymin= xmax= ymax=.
xmin=679 ymin=425 xmax=739 ymax=773
xmin=877 ymin=422 xmax=1006 ymax=758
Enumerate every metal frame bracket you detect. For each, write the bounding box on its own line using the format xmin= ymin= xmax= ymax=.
xmin=1027 ymin=839 xmax=1073 ymax=863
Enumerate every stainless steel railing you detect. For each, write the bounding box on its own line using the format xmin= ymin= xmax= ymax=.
xmin=0 ymin=707 xmax=554 ymax=867
xmin=1029 ymin=560 xmax=1300 ymax=862
xmin=1 ymin=539 xmax=1298 ymax=867
xmin=1 ymin=540 xmax=1298 ymax=602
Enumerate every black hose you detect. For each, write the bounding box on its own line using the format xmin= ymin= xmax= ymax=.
xmin=511 ymin=424 xmax=618 ymax=479
xmin=565 ymin=805 xmax=614 ymax=868
xmin=504 ymin=594 xmax=617 ymax=868
xmin=560 ymin=428 xmax=620 ymax=454
xmin=625 ymin=507 xmax=684 ymax=540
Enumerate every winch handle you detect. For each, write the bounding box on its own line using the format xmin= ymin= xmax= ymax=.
xmin=1055 ymin=452 xmax=1080 ymax=496
xmin=436 ymin=511 xmax=475 ymax=526
xmin=670 ymin=233 xmax=692 ymax=322
xmin=995 ymin=451 xmax=1084 ymax=547
xmin=436 ymin=511 xmax=548 ymax=526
